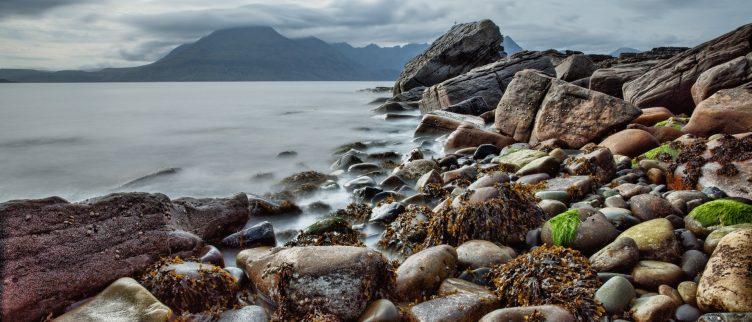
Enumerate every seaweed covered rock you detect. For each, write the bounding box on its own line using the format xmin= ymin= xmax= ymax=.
xmin=140 ymin=258 xmax=239 ymax=316
xmin=378 ymin=205 xmax=433 ymax=257
xmin=422 ymin=184 xmax=545 ymax=248
xmin=541 ymin=209 xmax=619 ymax=254
xmin=493 ymin=246 xmax=604 ymax=321
xmin=685 ymin=199 xmax=752 ymax=235
xmin=286 ymin=216 xmax=364 ymax=247
xmin=564 ymin=147 xmax=617 ymax=184
xmin=617 ymin=218 xmax=681 ymax=262
xmin=238 ymin=246 xmax=394 ymax=320
xmin=277 ymin=171 xmax=336 ymax=196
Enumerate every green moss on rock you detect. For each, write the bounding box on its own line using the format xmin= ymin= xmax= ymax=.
xmin=654 ymin=117 xmax=684 ymax=130
xmin=689 ymin=199 xmax=752 ymax=227
xmin=633 ymin=142 xmax=682 ymax=167
xmin=547 ymin=209 xmax=581 ymax=246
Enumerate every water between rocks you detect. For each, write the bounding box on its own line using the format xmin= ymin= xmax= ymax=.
xmin=0 ymin=81 xmax=438 ymax=262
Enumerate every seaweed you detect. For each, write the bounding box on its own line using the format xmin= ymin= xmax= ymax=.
xmin=278 ymin=171 xmax=335 ymax=196
xmin=493 ymin=246 xmax=604 ymax=322
xmin=285 ymin=216 xmax=364 ymax=247
xmin=688 ymin=199 xmax=752 ymax=227
xmin=669 ymin=135 xmax=752 ymax=188
xmin=547 ymin=209 xmax=581 ymax=246
xmin=378 ymin=205 xmax=433 ymax=257
xmin=334 ymin=203 xmax=373 ymax=223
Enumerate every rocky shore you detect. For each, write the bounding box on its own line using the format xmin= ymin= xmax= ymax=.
xmin=2 ymin=19 xmax=752 ymax=322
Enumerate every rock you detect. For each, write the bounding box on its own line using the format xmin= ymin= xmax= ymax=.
xmin=357 ymin=299 xmax=400 ymax=322
xmin=595 ymin=275 xmax=635 ymax=314
xmin=515 ymin=156 xmax=559 ymax=176
xmin=372 ymin=101 xmax=411 ymax=114
xmin=429 ymin=110 xmax=487 ymax=127
xmin=681 ymin=249 xmax=708 ymax=278
xmin=396 ymin=245 xmax=458 ymax=301
xmin=589 ymin=60 xmax=660 ymax=98
xmin=379 ymin=175 xmax=407 ymax=191
xmin=422 ymin=51 xmax=555 ymax=113
xmin=407 ymin=278 xmax=499 ymax=322
xmin=615 ymin=183 xmax=652 ymax=200
xmin=349 ymin=162 xmax=381 ymax=174
xmin=632 ymin=261 xmax=684 ymax=289
xmin=630 ymin=295 xmax=677 ymax=322
xmin=589 ymin=237 xmax=640 ymax=272
xmin=617 ymin=218 xmax=681 ymax=262
xmin=238 ymin=246 xmax=393 ymax=320
xmin=416 ymin=169 xmax=443 ymax=192
xmin=685 ymin=198 xmax=752 ymax=235
xmin=629 ymin=194 xmax=678 ymax=221
xmin=479 ymin=305 xmax=576 ymax=322
xmin=345 ymin=176 xmax=376 ymax=191
xmin=698 ymin=313 xmax=752 ymax=321
xmin=442 ymin=165 xmax=478 ymax=184
xmin=278 ymin=171 xmax=335 ymax=195
xmin=456 ymin=240 xmax=515 ymax=269
xmin=647 ymin=168 xmax=666 ymax=184
xmin=697 ymin=229 xmax=752 ymax=312
xmin=599 ymin=129 xmax=659 ymax=158
xmin=556 ymin=54 xmax=596 ymax=81
xmin=442 ymin=96 xmax=494 ymax=116
xmin=444 ymin=124 xmax=514 ymax=151
xmin=217 ymin=305 xmax=269 ymax=322
xmin=170 ymin=193 xmax=250 ymax=242
xmin=414 ymin=114 xmax=467 ymax=137
xmin=0 ymin=193 xmax=200 ymax=322
xmin=605 ymin=195 xmax=628 ymax=208
xmin=684 ymin=82 xmax=752 ymax=137
xmin=494 ymin=69 xmax=642 ymax=148
xmin=474 ymin=144 xmax=502 ymax=159
xmin=538 ymin=199 xmax=567 ymax=217
xmin=53 ymin=278 xmax=170 ymax=322
xmin=691 ymin=53 xmax=752 ymax=105
xmin=535 ymin=190 xmax=570 ymax=203
xmin=221 ymin=221 xmax=275 ymax=247
xmin=370 ymin=202 xmax=406 ymax=223
xmin=659 ymin=284 xmax=684 ymax=306
xmin=516 ymin=173 xmax=550 ymax=185
xmin=678 ymin=281 xmax=698 ymax=306
xmin=632 ymin=107 xmax=675 ymax=126
xmin=703 ymin=223 xmax=752 ymax=253
xmin=199 ymin=245 xmax=224 ymax=267
xmin=623 ymin=23 xmax=752 ymax=114
xmin=544 ymin=176 xmax=595 ymax=199
xmin=675 ymin=304 xmax=701 ymax=322
xmin=494 ymin=148 xmax=548 ymax=169
xmin=564 ymin=147 xmax=617 ymax=184
xmin=395 ymin=20 xmax=502 ymax=95
xmin=541 ymin=209 xmax=619 ymax=254
xmin=392 ymin=159 xmax=439 ymax=181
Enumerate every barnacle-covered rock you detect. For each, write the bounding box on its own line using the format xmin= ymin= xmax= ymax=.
xmin=493 ymin=245 xmax=604 ymax=321
xmin=285 ymin=216 xmax=364 ymax=247
xmin=140 ymin=258 xmax=239 ymax=316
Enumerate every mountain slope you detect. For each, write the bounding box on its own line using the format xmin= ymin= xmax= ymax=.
xmin=503 ymin=36 xmax=523 ymax=55
xmin=331 ymin=42 xmax=428 ymax=79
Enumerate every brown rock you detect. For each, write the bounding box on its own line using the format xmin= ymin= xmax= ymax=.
xmin=456 ymin=240 xmax=515 ymax=269
xmin=444 ymin=124 xmax=515 ymax=152
xmin=407 ymin=278 xmax=499 ymax=322
xmin=479 ymin=305 xmax=576 ymax=322
xmin=632 ymin=261 xmax=684 ymax=289
xmin=495 ymin=69 xmax=554 ymax=142
xmin=170 ymin=193 xmax=250 ymax=242
xmin=684 ymin=82 xmax=752 ymax=137
xmin=555 ymin=54 xmax=596 ymax=81
xmin=630 ymin=294 xmax=677 ymax=322
xmin=395 ymin=245 xmax=458 ymax=301
xmin=697 ymin=229 xmax=752 ymax=312
xmin=632 ymin=107 xmax=675 ymax=126
xmin=589 ymin=237 xmax=640 ymax=272
xmin=629 ymin=194 xmax=678 ymax=221
xmin=0 ymin=193 xmax=200 ymax=322
xmin=599 ymin=129 xmax=659 ymax=158
xmin=691 ymin=53 xmax=752 ymax=105
xmin=541 ymin=210 xmax=619 ymax=254
xmin=564 ymin=147 xmax=617 ymax=184
xmin=623 ymin=23 xmax=752 ymax=115
xmin=589 ymin=60 xmax=660 ymax=98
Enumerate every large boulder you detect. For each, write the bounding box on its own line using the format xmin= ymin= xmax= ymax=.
xmin=406 ymin=278 xmax=499 ymax=322
xmin=170 ymin=193 xmax=250 ymax=242
xmin=691 ymin=53 xmax=752 ymax=104
xmin=684 ymin=82 xmax=752 ymax=137
xmin=555 ymin=54 xmax=596 ymax=82
xmin=623 ymin=23 xmax=752 ymax=115
xmin=441 ymin=96 xmax=494 ymax=116
xmin=395 ymin=245 xmax=458 ymax=301
xmin=697 ymin=229 xmax=752 ymax=312
xmin=0 ymin=193 xmax=200 ymax=322
xmin=444 ymin=124 xmax=515 ymax=152
xmin=589 ymin=60 xmax=660 ymax=98
xmin=394 ymin=20 xmax=502 ymax=95
xmin=495 ymin=69 xmax=641 ymax=148
xmin=237 ymin=246 xmax=393 ymax=320
xmin=421 ymin=51 xmax=556 ymax=113
xmin=598 ymin=129 xmax=659 ymax=158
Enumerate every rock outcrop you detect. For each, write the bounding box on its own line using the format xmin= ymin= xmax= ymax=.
xmin=394 ymin=20 xmax=502 ymax=95
xmin=623 ymin=23 xmax=752 ymax=114
xmin=589 ymin=61 xmax=660 ymax=98
xmin=555 ymin=54 xmax=596 ymax=82
xmin=170 ymin=193 xmax=250 ymax=242
xmin=0 ymin=193 xmax=199 ymax=321
xmin=691 ymin=53 xmax=752 ymax=104
xmin=683 ymin=82 xmax=752 ymax=137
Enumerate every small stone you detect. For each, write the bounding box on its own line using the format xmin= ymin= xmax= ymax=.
xmin=677 ymin=281 xmax=698 ymax=306
xmin=370 ymin=202 xmax=406 ymax=224
xmin=681 ymin=249 xmax=708 ymax=278
xmin=604 ymin=195 xmax=627 ymax=208
xmin=456 ymin=240 xmax=515 ymax=269
xmin=589 ymin=237 xmax=640 ymax=272
xmin=658 ymin=284 xmax=683 ymax=306
xmin=538 ymin=199 xmax=567 ymax=217
xmin=675 ymin=304 xmax=701 ymax=322
xmin=217 ymin=305 xmax=269 ymax=322
xmin=221 ymin=221 xmax=275 ymax=248
xmin=595 ymin=275 xmax=635 ymax=314
xmin=630 ymin=294 xmax=677 ymax=322
xmin=344 ymin=176 xmax=376 ymax=191
xmin=632 ymin=260 xmax=684 ymax=290
xmin=395 ymin=245 xmax=457 ymax=301
xmin=473 ymin=144 xmax=501 ymax=160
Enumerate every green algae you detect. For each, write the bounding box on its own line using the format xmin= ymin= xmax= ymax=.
xmin=547 ymin=209 xmax=581 ymax=246
xmin=633 ymin=142 xmax=682 ymax=167
xmin=654 ymin=117 xmax=683 ymax=130
xmin=689 ymin=199 xmax=752 ymax=227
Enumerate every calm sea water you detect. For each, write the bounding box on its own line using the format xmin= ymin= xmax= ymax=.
xmin=0 ymin=82 xmax=418 ymax=205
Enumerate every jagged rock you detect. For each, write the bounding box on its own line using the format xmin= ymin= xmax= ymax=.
xmin=684 ymin=82 xmax=752 ymax=137
xmin=697 ymin=229 xmax=752 ymax=312
xmin=624 ymin=23 xmax=752 ymax=114
xmin=237 ymin=246 xmax=393 ymax=320
xmin=589 ymin=60 xmax=660 ymax=98
xmin=495 ymin=69 xmax=641 ymax=148
xmin=556 ymin=54 xmax=596 ymax=81
xmin=53 ymin=277 xmax=171 ymax=322
xmin=564 ymin=147 xmax=617 ymax=184
xmin=0 ymin=193 xmax=199 ymax=321
xmin=421 ymin=51 xmax=556 ymax=113
xmin=442 ymin=96 xmax=494 ymax=116
xmin=691 ymin=53 xmax=752 ymax=104
xmin=394 ymin=20 xmax=502 ymax=95
xmin=170 ymin=193 xmax=250 ymax=242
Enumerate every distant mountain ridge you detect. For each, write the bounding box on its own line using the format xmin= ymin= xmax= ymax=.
xmin=0 ymin=26 xmax=427 ymax=82
xmin=502 ymin=36 xmax=523 ymax=55
xmin=610 ymin=47 xmax=642 ymax=57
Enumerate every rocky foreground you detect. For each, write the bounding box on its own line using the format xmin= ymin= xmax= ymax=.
xmin=2 ymin=19 xmax=752 ymax=322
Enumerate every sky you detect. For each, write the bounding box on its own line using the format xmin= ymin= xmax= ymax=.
xmin=0 ymin=0 xmax=750 ymax=70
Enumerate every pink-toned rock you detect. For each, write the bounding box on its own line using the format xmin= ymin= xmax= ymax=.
xmin=599 ymin=129 xmax=659 ymax=157
xmin=684 ymin=82 xmax=752 ymax=137
xmin=632 ymin=107 xmax=674 ymax=126
xmin=691 ymin=53 xmax=752 ymax=105
xmin=445 ymin=124 xmax=514 ymax=152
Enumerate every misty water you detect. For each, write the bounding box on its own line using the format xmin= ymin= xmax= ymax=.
xmin=0 ymin=82 xmax=424 ymax=211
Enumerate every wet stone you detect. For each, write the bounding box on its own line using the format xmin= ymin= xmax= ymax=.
xmin=221 ymin=221 xmax=276 ymax=248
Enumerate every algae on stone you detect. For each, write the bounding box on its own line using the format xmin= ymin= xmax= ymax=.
xmin=634 ymin=142 xmax=682 ymax=167
xmin=547 ymin=209 xmax=581 ymax=246
xmin=688 ymin=199 xmax=752 ymax=227
xmin=654 ymin=117 xmax=684 ymax=131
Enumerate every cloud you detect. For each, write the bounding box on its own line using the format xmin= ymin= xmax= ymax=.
xmin=0 ymin=0 xmax=92 ymax=18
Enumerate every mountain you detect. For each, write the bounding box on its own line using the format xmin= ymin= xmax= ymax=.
xmin=0 ymin=26 xmax=425 ymax=82
xmin=502 ymin=36 xmax=523 ymax=55
xmin=610 ymin=47 xmax=642 ymax=57
xmin=331 ymin=42 xmax=428 ymax=79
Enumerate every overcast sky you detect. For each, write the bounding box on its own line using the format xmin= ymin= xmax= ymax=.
xmin=0 ymin=0 xmax=750 ymax=70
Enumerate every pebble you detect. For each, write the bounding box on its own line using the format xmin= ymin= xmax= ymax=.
xmin=604 ymin=195 xmax=627 ymax=208
xmin=595 ymin=275 xmax=635 ymax=314
xmin=675 ymin=304 xmax=701 ymax=322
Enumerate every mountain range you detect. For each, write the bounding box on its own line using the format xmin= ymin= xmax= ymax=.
xmin=0 ymin=26 xmax=429 ymax=82
xmin=609 ymin=47 xmax=642 ymax=57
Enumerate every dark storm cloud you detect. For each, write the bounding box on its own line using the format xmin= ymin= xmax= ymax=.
xmin=0 ymin=0 xmax=91 ymax=18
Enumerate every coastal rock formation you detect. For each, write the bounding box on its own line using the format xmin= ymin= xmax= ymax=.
xmin=420 ymin=51 xmax=556 ymax=113
xmin=0 ymin=193 xmax=199 ymax=321
xmin=394 ymin=20 xmax=502 ymax=95
xmin=683 ymin=82 xmax=752 ymax=137
xmin=495 ymin=69 xmax=642 ymax=148
xmin=691 ymin=53 xmax=752 ymax=104
xmin=555 ymin=54 xmax=596 ymax=82
xmin=589 ymin=61 xmax=660 ymax=98
xmin=170 ymin=193 xmax=250 ymax=242
xmin=623 ymin=23 xmax=752 ymax=114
